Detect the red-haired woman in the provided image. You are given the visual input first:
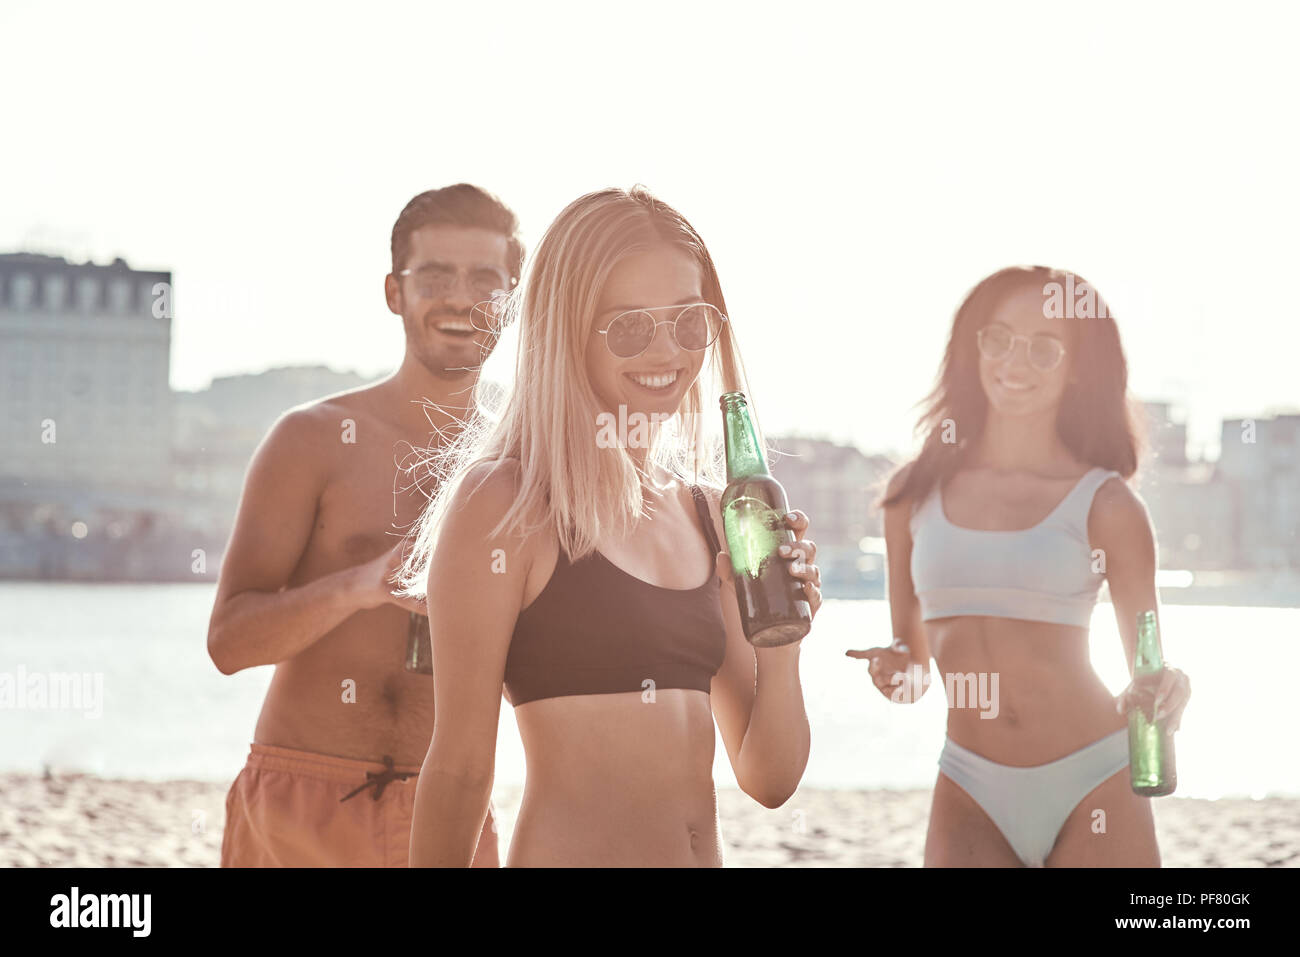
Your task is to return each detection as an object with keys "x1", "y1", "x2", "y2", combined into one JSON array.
[{"x1": 852, "y1": 266, "x2": 1190, "y2": 867}]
